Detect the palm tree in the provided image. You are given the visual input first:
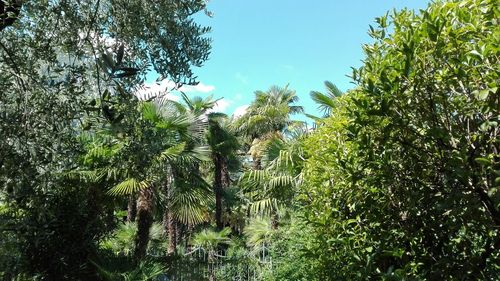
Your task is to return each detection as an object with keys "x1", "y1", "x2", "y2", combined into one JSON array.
[
  {"x1": 161, "y1": 93, "x2": 219, "y2": 253},
  {"x1": 99, "y1": 98, "x2": 210, "y2": 261},
  {"x1": 191, "y1": 228, "x2": 232, "y2": 281},
  {"x1": 233, "y1": 85, "x2": 303, "y2": 169},
  {"x1": 239, "y1": 126, "x2": 306, "y2": 226},
  {"x1": 307, "y1": 80, "x2": 343, "y2": 121},
  {"x1": 163, "y1": 161, "x2": 213, "y2": 254},
  {"x1": 235, "y1": 85, "x2": 303, "y2": 137},
  {"x1": 180, "y1": 92, "x2": 219, "y2": 115},
  {"x1": 243, "y1": 217, "x2": 272, "y2": 257},
  {"x1": 179, "y1": 93, "x2": 241, "y2": 231},
  {"x1": 139, "y1": 97, "x2": 211, "y2": 256},
  {"x1": 206, "y1": 113, "x2": 240, "y2": 230}
]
